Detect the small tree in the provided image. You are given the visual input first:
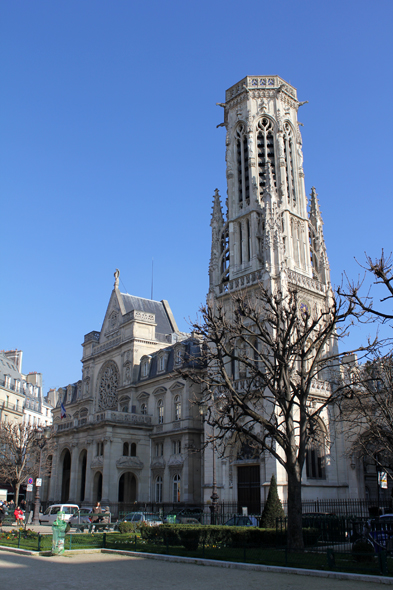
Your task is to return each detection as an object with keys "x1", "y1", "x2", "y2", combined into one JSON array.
[
  {"x1": 261, "y1": 474, "x2": 285, "y2": 528},
  {"x1": 0, "y1": 423, "x2": 52, "y2": 506}
]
